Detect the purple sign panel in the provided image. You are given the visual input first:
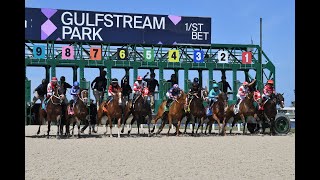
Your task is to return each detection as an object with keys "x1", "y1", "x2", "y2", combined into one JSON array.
[{"x1": 25, "y1": 8, "x2": 211, "y2": 45}]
